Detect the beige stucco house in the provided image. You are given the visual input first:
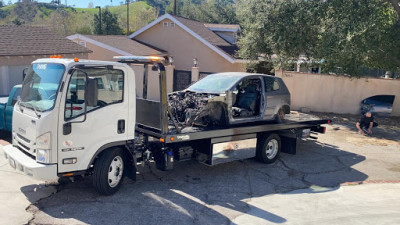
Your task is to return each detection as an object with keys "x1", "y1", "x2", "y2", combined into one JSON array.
[
  {"x1": 128, "y1": 14, "x2": 246, "y2": 73},
  {"x1": 67, "y1": 14, "x2": 247, "y2": 93},
  {"x1": 0, "y1": 25, "x2": 91, "y2": 96}
]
